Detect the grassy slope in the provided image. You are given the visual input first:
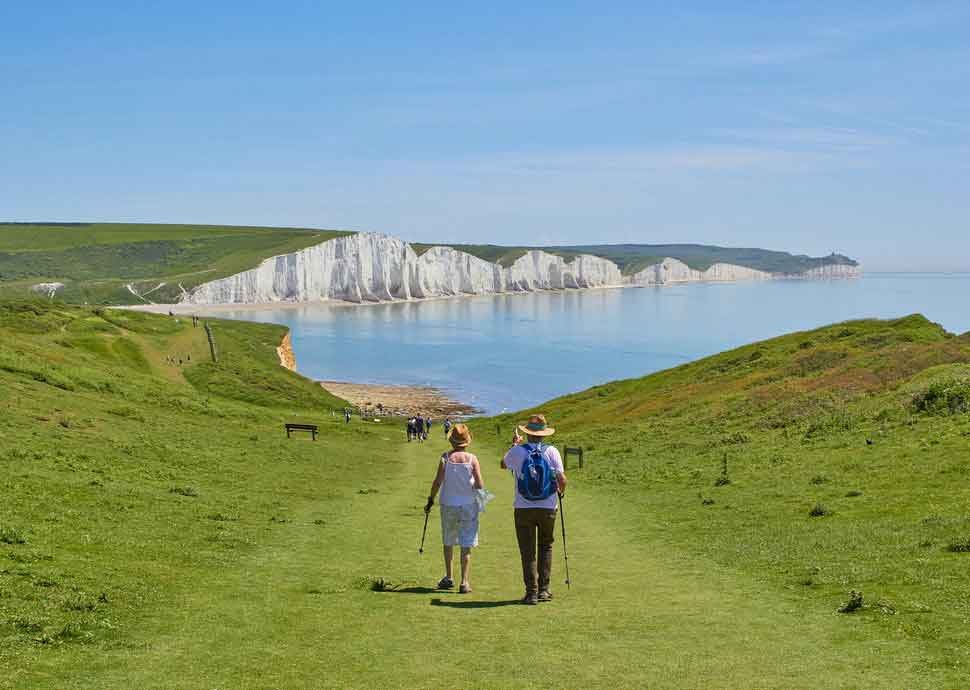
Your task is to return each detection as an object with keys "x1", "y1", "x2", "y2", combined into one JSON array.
[
  {"x1": 0, "y1": 223, "x2": 353, "y2": 305},
  {"x1": 487, "y1": 314, "x2": 970, "y2": 679},
  {"x1": 2, "y1": 303, "x2": 969, "y2": 688},
  {"x1": 559, "y1": 244, "x2": 859, "y2": 274}
]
